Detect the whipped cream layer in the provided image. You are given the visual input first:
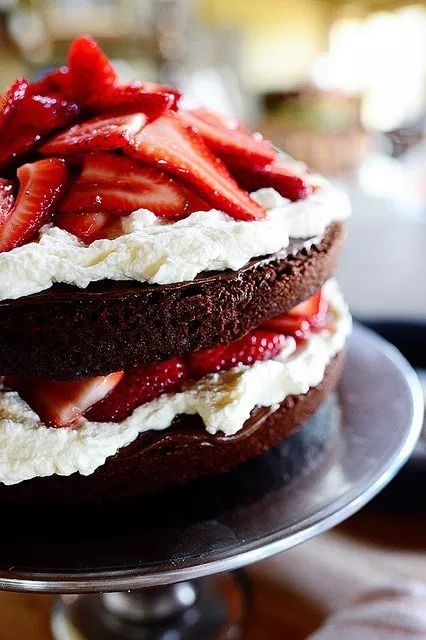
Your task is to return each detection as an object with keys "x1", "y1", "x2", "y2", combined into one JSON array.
[
  {"x1": 0, "y1": 280, "x2": 351, "y2": 485},
  {"x1": 0, "y1": 181, "x2": 350, "y2": 302}
]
